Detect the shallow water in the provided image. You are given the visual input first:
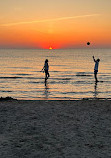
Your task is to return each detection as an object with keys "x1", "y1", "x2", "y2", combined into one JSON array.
[{"x1": 0, "y1": 48, "x2": 111, "y2": 100}]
